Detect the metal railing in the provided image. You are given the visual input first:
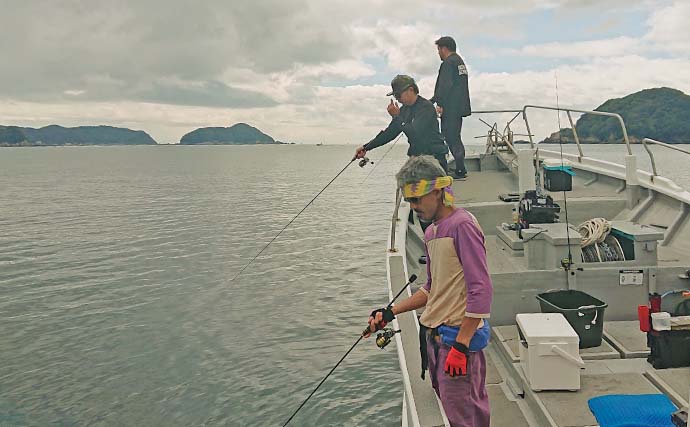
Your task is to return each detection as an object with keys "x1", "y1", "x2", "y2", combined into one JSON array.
[
  {"x1": 471, "y1": 109, "x2": 523, "y2": 156},
  {"x1": 642, "y1": 138, "x2": 690, "y2": 181},
  {"x1": 471, "y1": 106, "x2": 632, "y2": 159},
  {"x1": 522, "y1": 105, "x2": 632, "y2": 157}
]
